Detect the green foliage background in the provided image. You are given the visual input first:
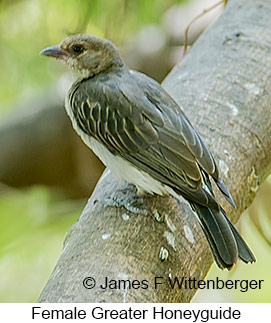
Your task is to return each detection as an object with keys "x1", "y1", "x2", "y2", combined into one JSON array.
[
  {"x1": 0, "y1": 0, "x2": 270, "y2": 302},
  {"x1": 0, "y1": 0, "x2": 185, "y2": 302},
  {"x1": 0, "y1": 0, "x2": 182, "y2": 115}
]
